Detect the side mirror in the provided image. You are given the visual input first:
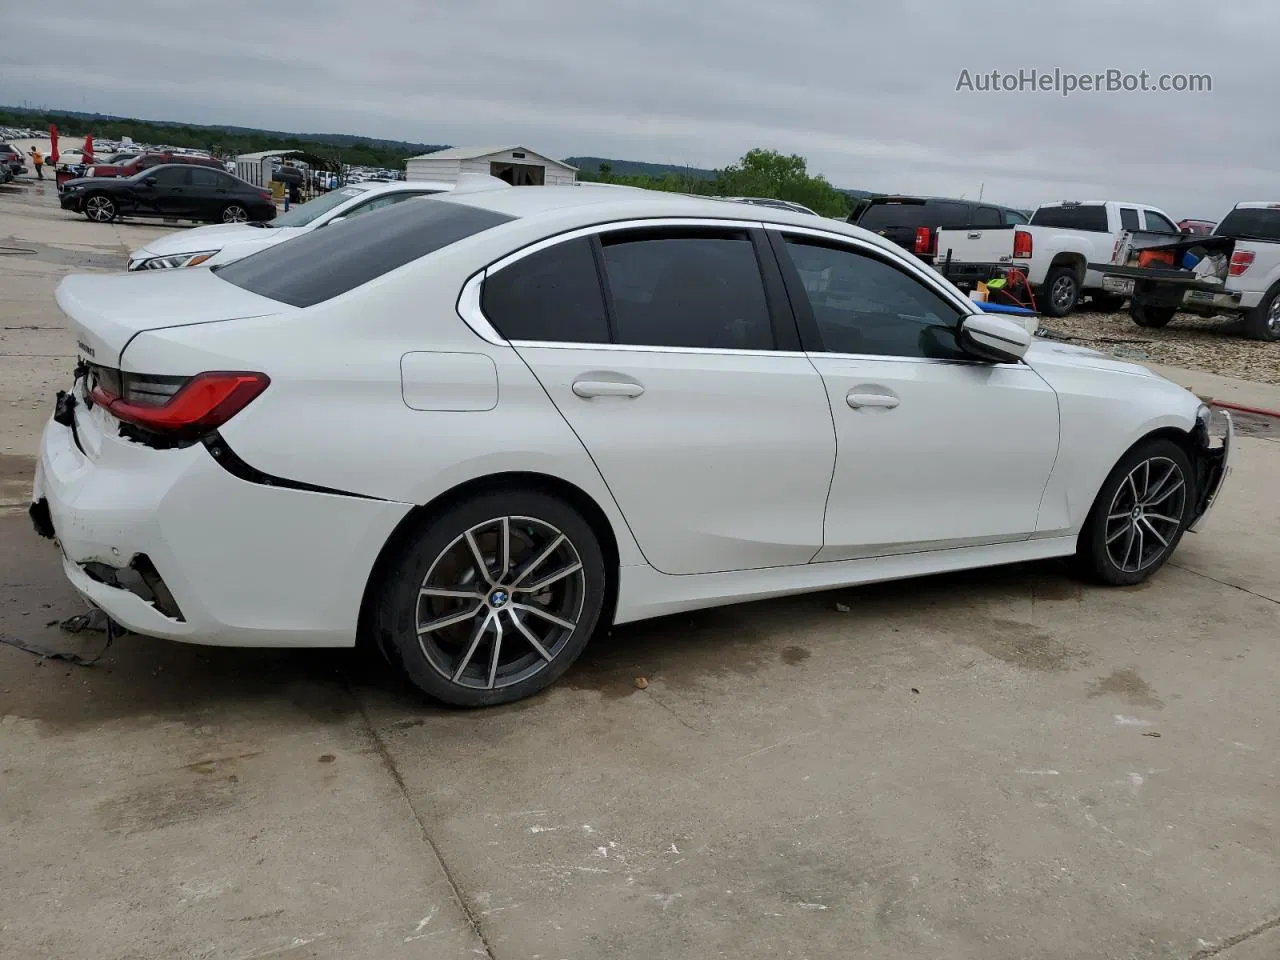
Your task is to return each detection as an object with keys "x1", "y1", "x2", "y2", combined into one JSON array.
[
  {"x1": 958, "y1": 313, "x2": 1032, "y2": 363},
  {"x1": 142, "y1": 176, "x2": 157, "y2": 187},
  {"x1": 327, "y1": 215, "x2": 347, "y2": 226}
]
